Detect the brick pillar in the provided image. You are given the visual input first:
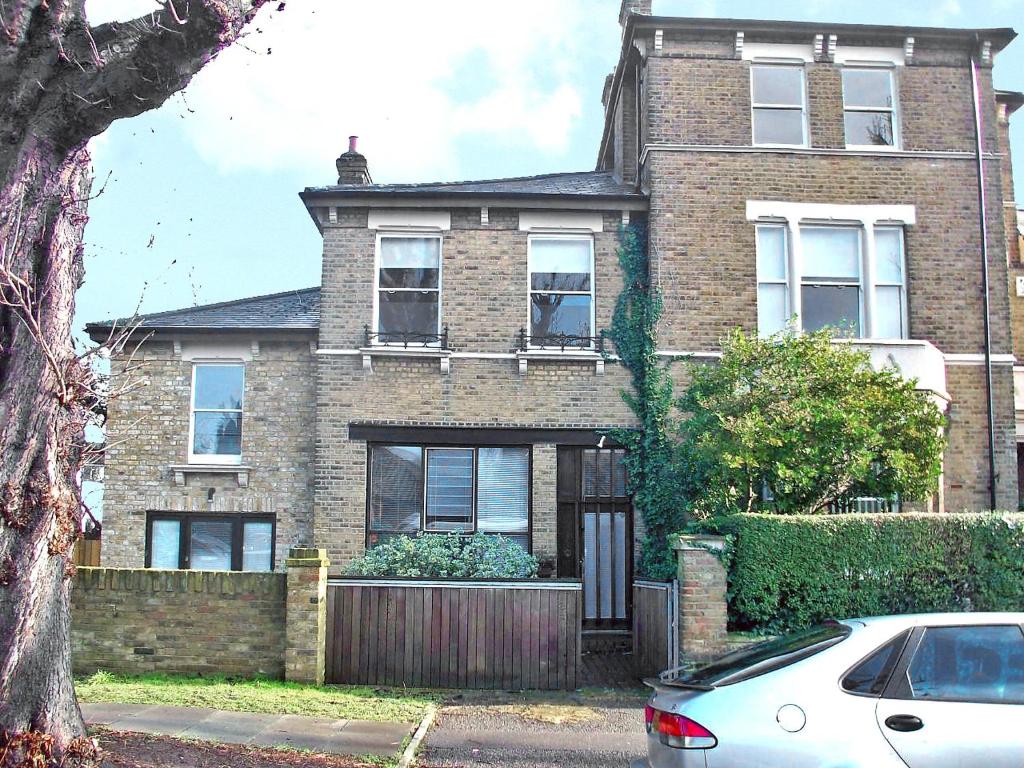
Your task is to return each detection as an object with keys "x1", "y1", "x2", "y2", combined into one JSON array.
[
  {"x1": 674, "y1": 535, "x2": 728, "y2": 662},
  {"x1": 285, "y1": 547, "x2": 329, "y2": 685}
]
